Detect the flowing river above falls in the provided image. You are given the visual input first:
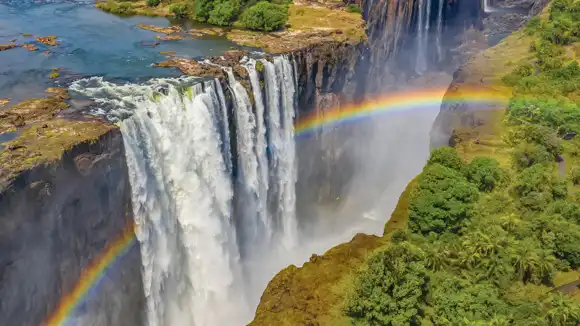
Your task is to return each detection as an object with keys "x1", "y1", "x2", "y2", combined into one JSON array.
[{"x1": 0, "y1": 0, "x2": 243, "y2": 102}]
